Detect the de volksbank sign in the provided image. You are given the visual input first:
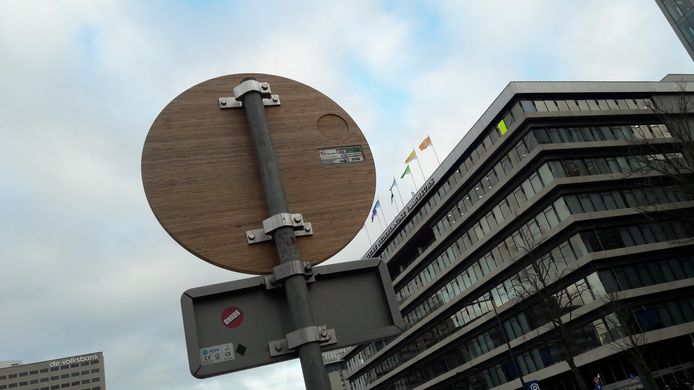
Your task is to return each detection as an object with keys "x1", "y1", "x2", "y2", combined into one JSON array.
[{"x1": 49, "y1": 353, "x2": 100, "y2": 367}]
